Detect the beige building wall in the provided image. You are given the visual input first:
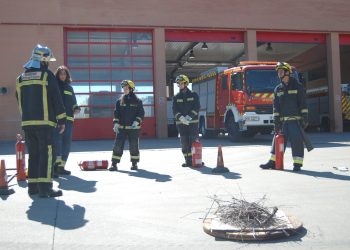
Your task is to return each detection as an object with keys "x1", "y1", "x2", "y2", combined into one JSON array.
[
  {"x1": 1, "y1": 0, "x2": 350, "y2": 140},
  {"x1": 0, "y1": 25, "x2": 63, "y2": 140}
]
